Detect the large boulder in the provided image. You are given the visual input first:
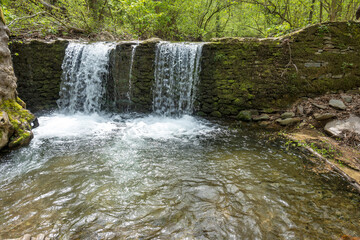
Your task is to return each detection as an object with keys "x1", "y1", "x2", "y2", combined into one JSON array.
[
  {"x1": 0, "y1": 111, "x2": 13, "y2": 148},
  {"x1": 324, "y1": 116, "x2": 360, "y2": 138},
  {"x1": 0, "y1": 21, "x2": 35, "y2": 151}
]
